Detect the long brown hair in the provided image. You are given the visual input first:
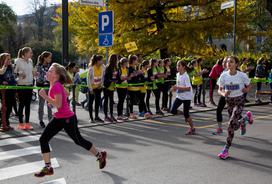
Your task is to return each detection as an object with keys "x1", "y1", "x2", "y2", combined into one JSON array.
[
  {"x1": 38, "y1": 51, "x2": 52, "y2": 65},
  {"x1": 0, "y1": 53, "x2": 11, "y2": 68},
  {"x1": 89, "y1": 55, "x2": 103, "y2": 67},
  {"x1": 51, "y1": 63, "x2": 72, "y2": 84}
]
